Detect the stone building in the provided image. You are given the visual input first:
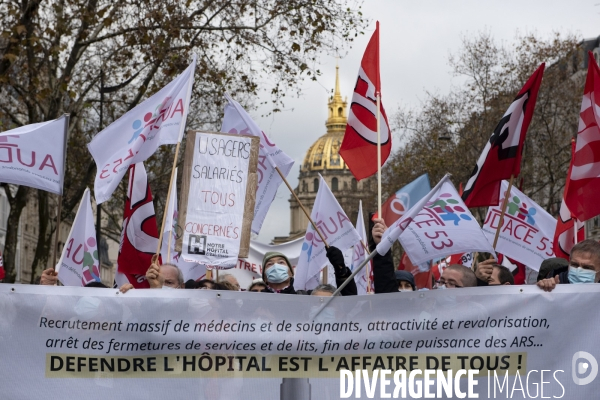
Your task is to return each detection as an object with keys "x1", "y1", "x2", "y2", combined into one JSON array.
[{"x1": 273, "y1": 66, "x2": 376, "y2": 243}]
